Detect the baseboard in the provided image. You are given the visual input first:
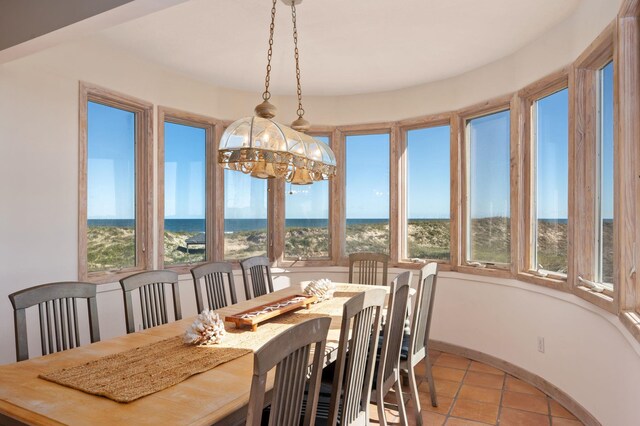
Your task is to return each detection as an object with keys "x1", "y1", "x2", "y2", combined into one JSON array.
[{"x1": 430, "y1": 340, "x2": 600, "y2": 426}]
